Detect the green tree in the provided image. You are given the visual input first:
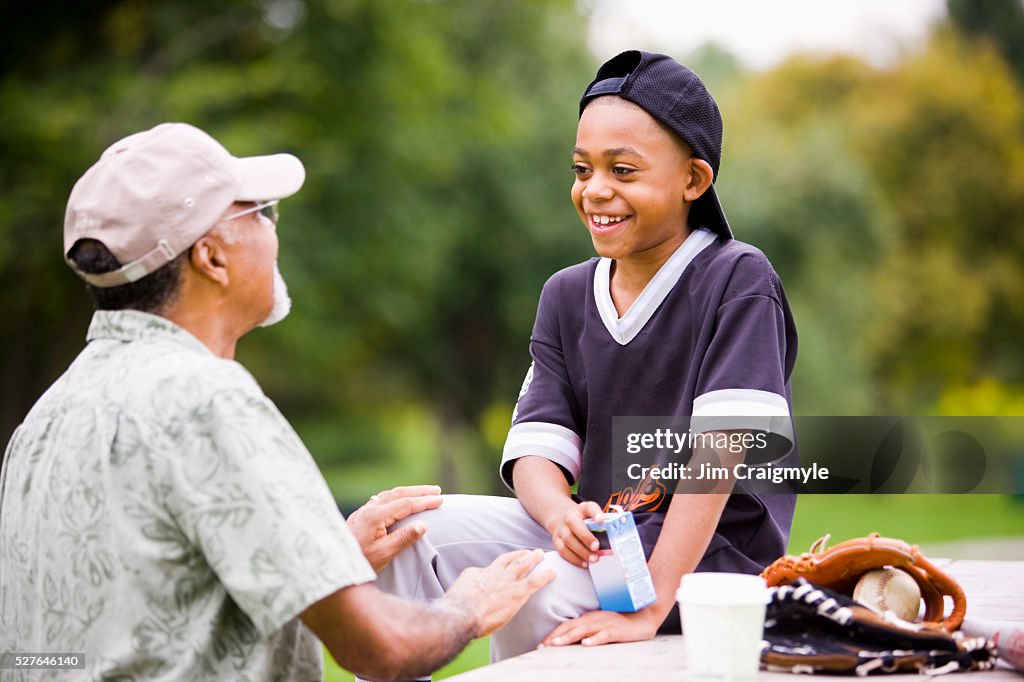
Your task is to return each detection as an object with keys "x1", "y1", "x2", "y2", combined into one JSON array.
[
  {"x1": 717, "y1": 56, "x2": 894, "y2": 414},
  {"x1": 713, "y1": 33, "x2": 1024, "y2": 414},
  {"x1": 852, "y1": 32, "x2": 1024, "y2": 409},
  {"x1": 0, "y1": 0, "x2": 594, "y2": 496},
  {"x1": 948, "y1": 0, "x2": 1024, "y2": 83}
]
